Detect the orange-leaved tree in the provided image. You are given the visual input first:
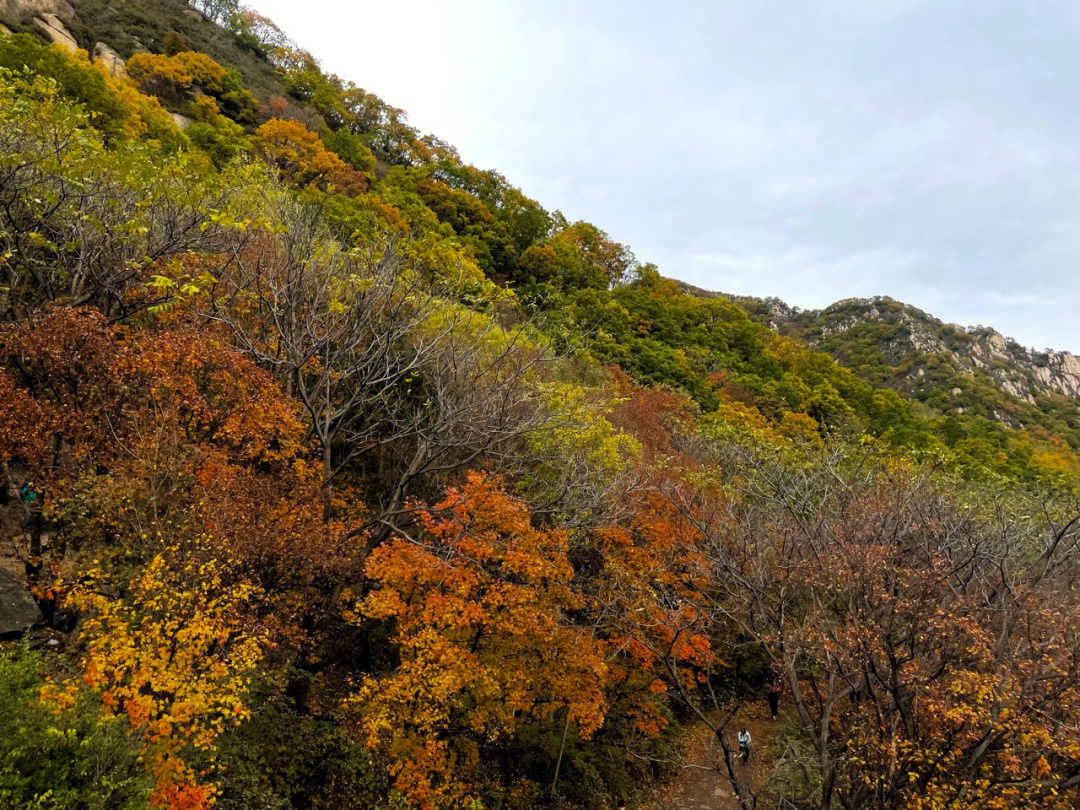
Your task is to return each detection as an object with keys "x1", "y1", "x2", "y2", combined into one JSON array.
[
  {"x1": 0, "y1": 306, "x2": 326, "y2": 808},
  {"x1": 253, "y1": 118, "x2": 368, "y2": 196},
  {"x1": 592, "y1": 485, "x2": 723, "y2": 746},
  {"x1": 346, "y1": 472, "x2": 608, "y2": 808}
]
